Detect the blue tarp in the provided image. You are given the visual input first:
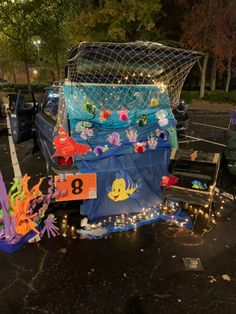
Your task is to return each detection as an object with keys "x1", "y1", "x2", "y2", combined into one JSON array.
[
  {"x1": 76, "y1": 149, "x2": 171, "y2": 221},
  {"x1": 63, "y1": 83, "x2": 175, "y2": 221}
]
